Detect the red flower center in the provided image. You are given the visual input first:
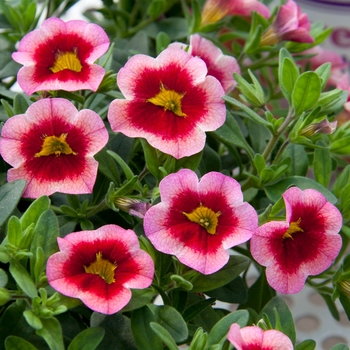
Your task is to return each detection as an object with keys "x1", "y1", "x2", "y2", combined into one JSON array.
[
  {"x1": 84, "y1": 251, "x2": 117, "y2": 284},
  {"x1": 282, "y1": 218, "x2": 304, "y2": 240},
  {"x1": 147, "y1": 83, "x2": 187, "y2": 117},
  {"x1": 34, "y1": 133, "x2": 77, "y2": 158},
  {"x1": 50, "y1": 49, "x2": 83, "y2": 73},
  {"x1": 183, "y1": 204, "x2": 221, "y2": 234}
]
